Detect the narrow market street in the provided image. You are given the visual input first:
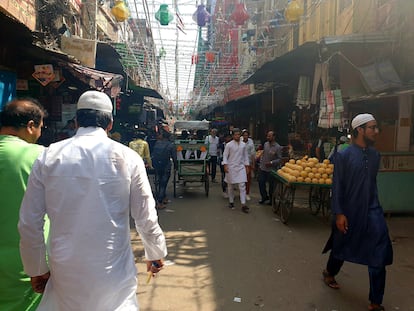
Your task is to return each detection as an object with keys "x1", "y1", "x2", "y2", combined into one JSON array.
[{"x1": 132, "y1": 175, "x2": 414, "y2": 311}]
